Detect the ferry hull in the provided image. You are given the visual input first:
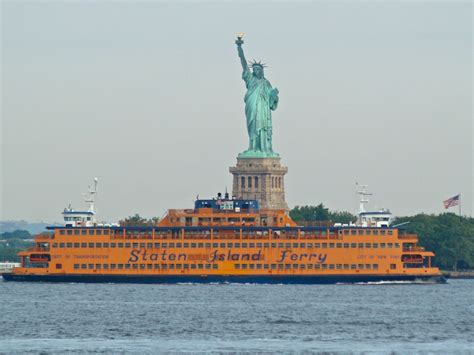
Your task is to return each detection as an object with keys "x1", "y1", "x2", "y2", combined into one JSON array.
[{"x1": 2, "y1": 273, "x2": 446, "y2": 284}]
